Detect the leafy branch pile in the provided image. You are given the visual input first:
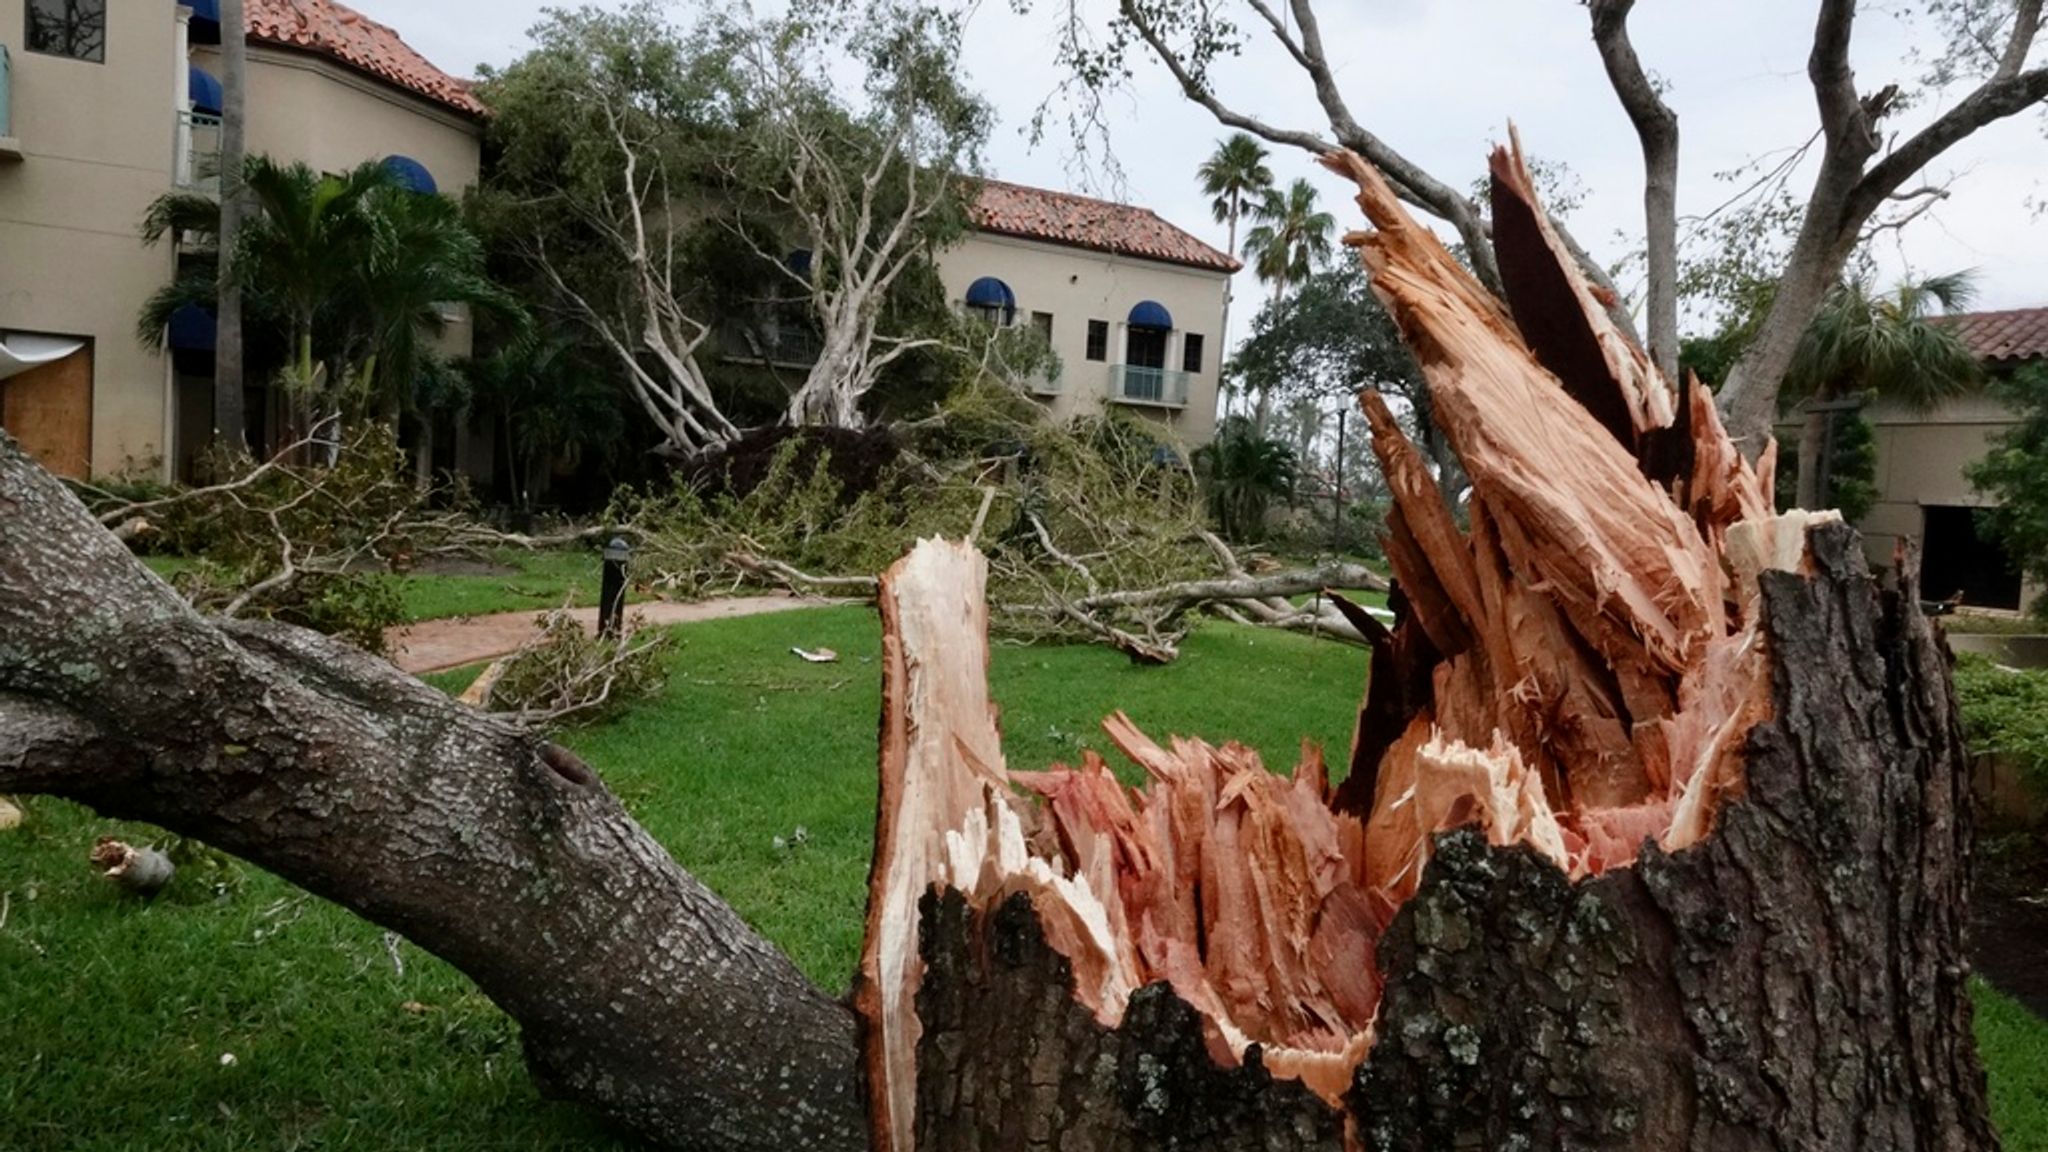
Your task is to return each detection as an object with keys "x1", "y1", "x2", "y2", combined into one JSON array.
[
  {"x1": 77, "y1": 428, "x2": 465, "y2": 653},
  {"x1": 470, "y1": 606, "x2": 671, "y2": 729},
  {"x1": 617, "y1": 387, "x2": 1384, "y2": 661}
]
